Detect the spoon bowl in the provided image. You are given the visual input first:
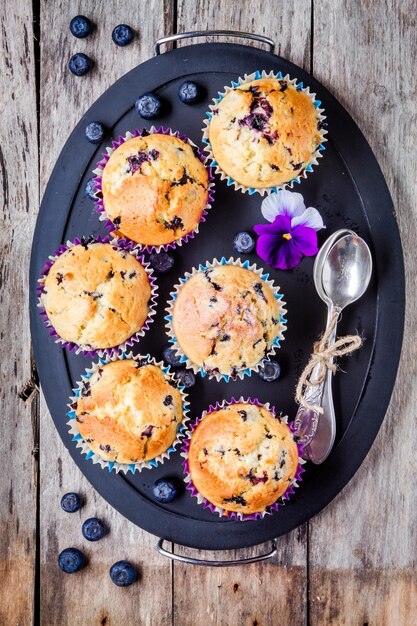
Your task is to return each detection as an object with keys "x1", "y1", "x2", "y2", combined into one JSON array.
[{"x1": 322, "y1": 234, "x2": 373, "y2": 310}]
